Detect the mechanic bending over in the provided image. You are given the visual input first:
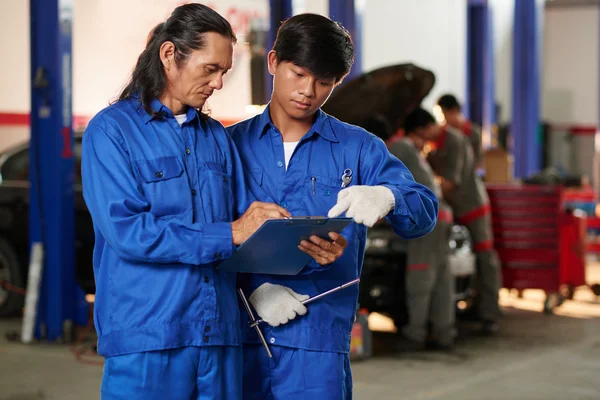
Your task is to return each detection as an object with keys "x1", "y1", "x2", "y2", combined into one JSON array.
[
  {"x1": 422, "y1": 107, "x2": 502, "y2": 335},
  {"x1": 80, "y1": 4, "x2": 340, "y2": 399},
  {"x1": 437, "y1": 94, "x2": 483, "y2": 169},
  {"x1": 388, "y1": 108, "x2": 456, "y2": 351},
  {"x1": 228, "y1": 13, "x2": 439, "y2": 400}
]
